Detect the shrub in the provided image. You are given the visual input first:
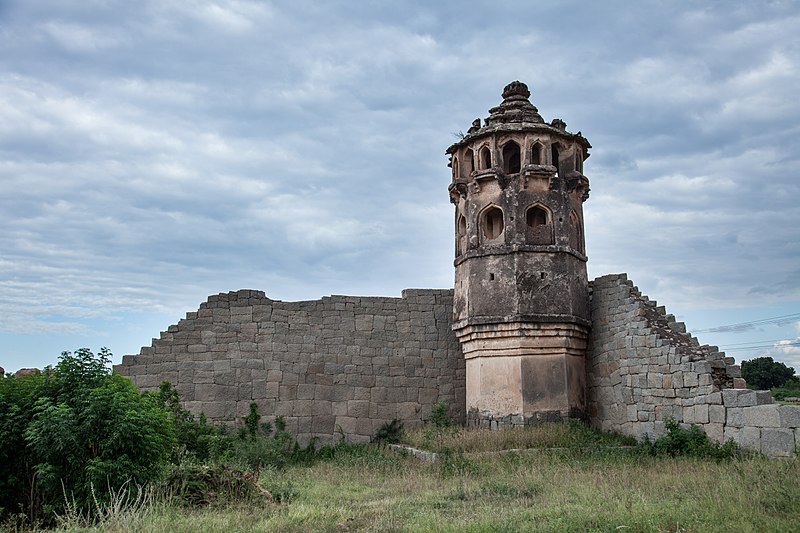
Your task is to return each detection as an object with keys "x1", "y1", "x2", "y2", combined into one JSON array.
[
  {"x1": 639, "y1": 418, "x2": 737, "y2": 459},
  {"x1": 429, "y1": 402, "x2": 453, "y2": 428},
  {"x1": 770, "y1": 378, "x2": 800, "y2": 401},
  {"x1": 0, "y1": 349, "x2": 175, "y2": 525},
  {"x1": 157, "y1": 382, "x2": 221, "y2": 462},
  {"x1": 225, "y1": 429, "x2": 294, "y2": 472},
  {"x1": 159, "y1": 462, "x2": 269, "y2": 507},
  {"x1": 1, "y1": 375, "x2": 50, "y2": 526},
  {"x1": 373, "y1": 419, "x2": 404, "y2": 444}
]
